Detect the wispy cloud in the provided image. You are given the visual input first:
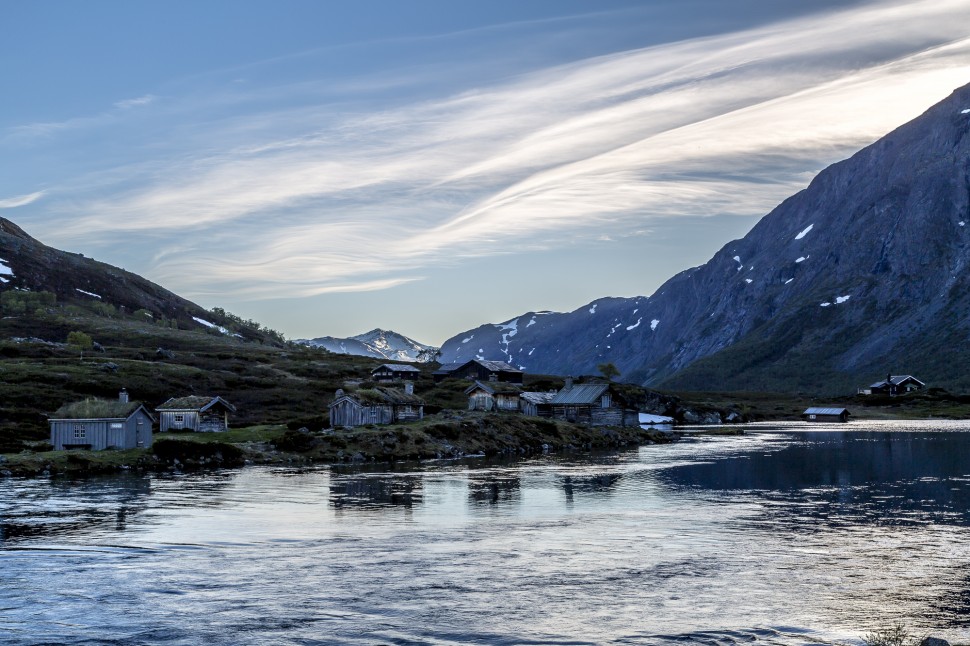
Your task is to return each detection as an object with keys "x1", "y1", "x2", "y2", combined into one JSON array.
[
  {"x1": 0, "y1": 191, "x2": 45, "y2": 209},
  {"x1": 114, "y1": 94, "x2": 157, "y2": 109},
  {"x1": 32, "y1": 0, "x2": 970, "y2": 299}
]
